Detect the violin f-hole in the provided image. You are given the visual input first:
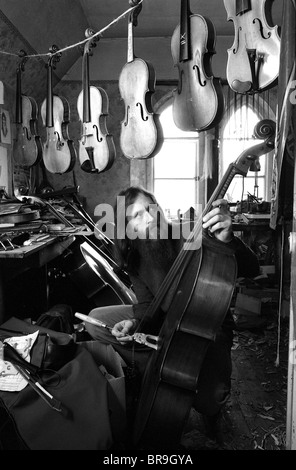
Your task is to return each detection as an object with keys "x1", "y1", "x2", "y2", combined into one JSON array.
[
  {"x1": 136, "y1": 102, "x2": 148, "y2": 121},
  {"x1": 233, "y1": 26, "x2": 242, "y2": 54},
  {"x1": 54, "y1": 130, "x2": 64, "y2": 150},
  {"x1": 123, "y1": 105, "x2": 130, "y2": 127},
  {"x1": 253, "y1": 18, "x2": 271, "y2": 40},
  {"x1": 93, "y1": 124, "x2": 103, "y2": 142},
  {"x1": 24, "y1": 127, "x2": 32, "y2": 141},
  {"x1": 193, "y1": 65, "x2": 206, "y2": 87}
]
